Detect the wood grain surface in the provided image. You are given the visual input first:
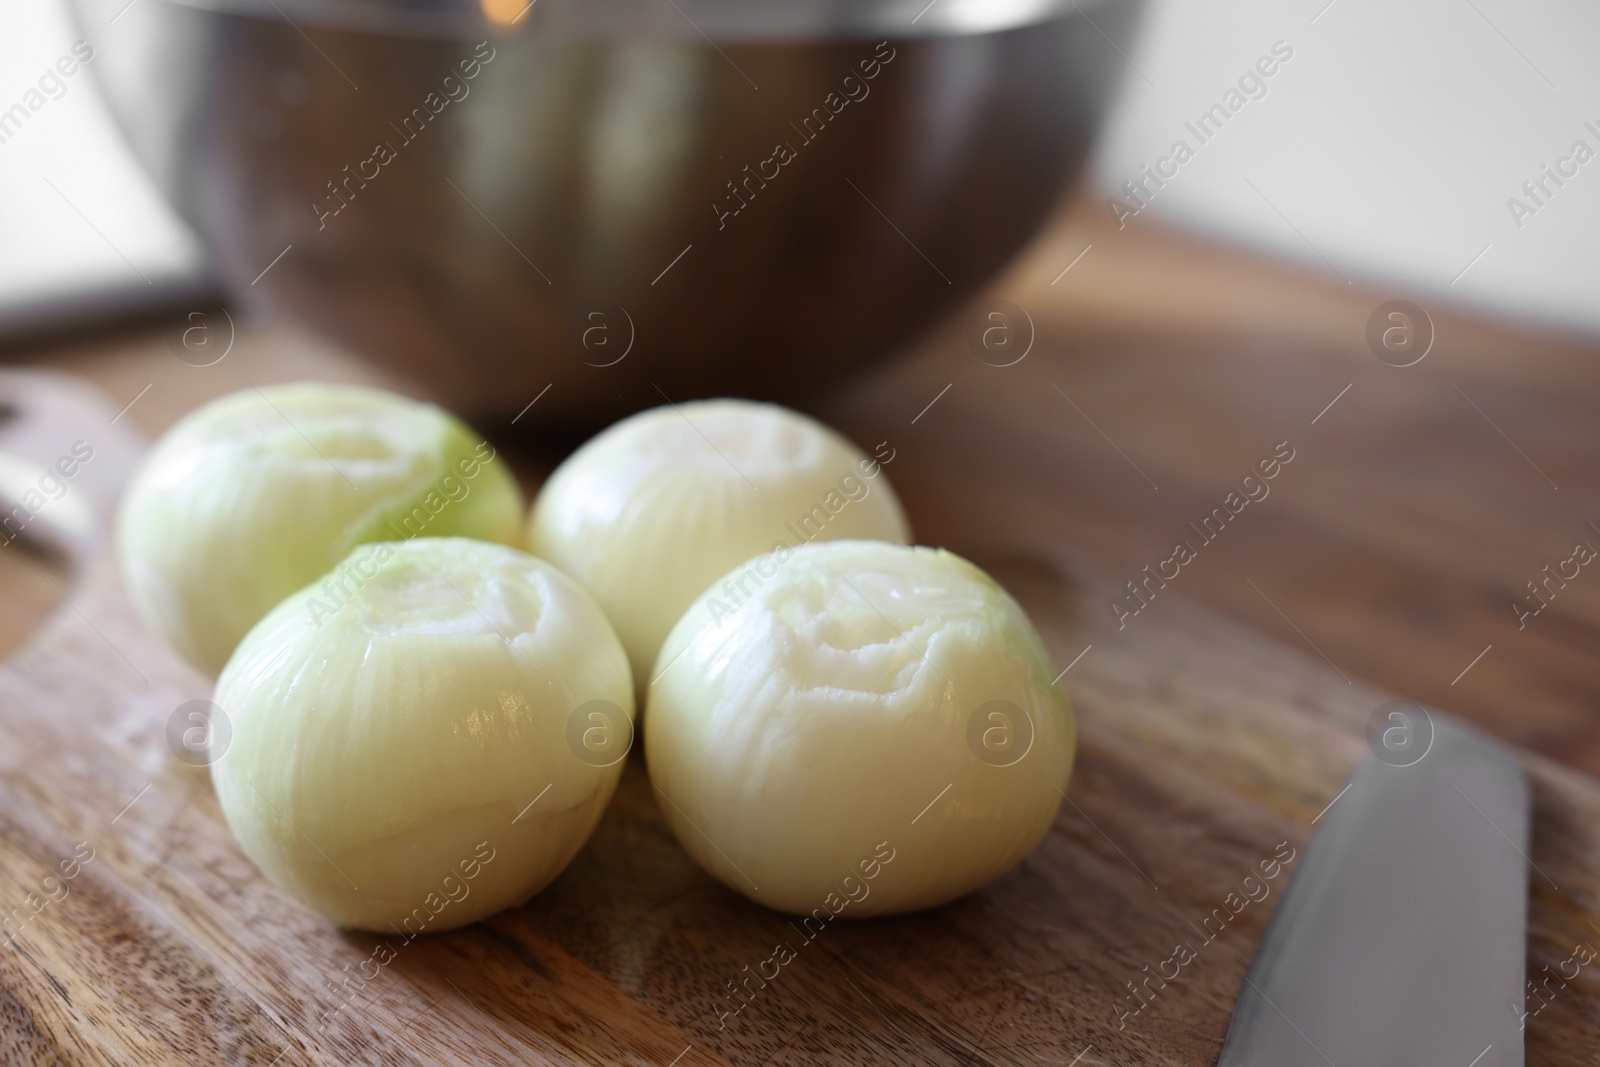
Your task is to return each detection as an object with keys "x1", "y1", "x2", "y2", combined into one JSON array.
[
  {"x1": 972, "y1": 202, "x2": 1600, "y2": 778},
  {"x1": 2, "y1": 197, "x2": 1599, "y2": 1064}
]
